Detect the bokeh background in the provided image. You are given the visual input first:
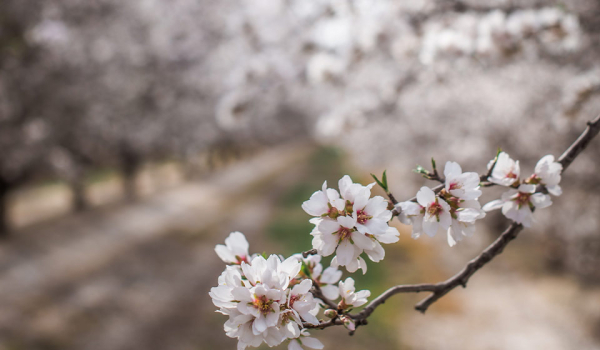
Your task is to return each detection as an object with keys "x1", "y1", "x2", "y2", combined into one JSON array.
[{"x1": 1, "y1": 0, "x2": 600, "y2": 349}]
